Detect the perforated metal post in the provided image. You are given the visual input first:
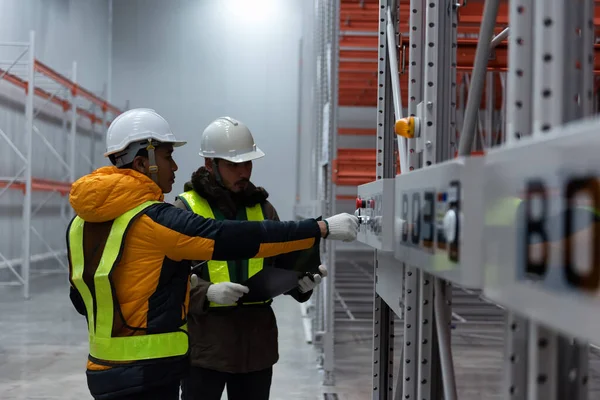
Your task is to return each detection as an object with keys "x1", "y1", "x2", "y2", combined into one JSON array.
[
  {"x1": 557, "y1": 338, "x2": 589, "y2": 400},
  {"x1": 421, "y1": 0, "x2": 440, "y2": 167},
  {"x1": 504, "y1": 312, "x2": 529, "y2": 400},
  {"x1": 314, "y1": 0, "x2": 325, "y2": 354},
  {"x1": 555, "y1": 6, "x2": 595, "y2": 398},
  {"x1": 417, "y1": 271, "x2": 433, "y2": 399},
  {"x1": 322, "y1": 0, "x2": 340, "y2": 387},
  {"x1": 527, "y1": 0, "x2": 593, "y2": 398},
  {"x1": 402, "y1": 1, "x2": 425, "y2": 397},
  {"x1": 501, "y1": 1, "x2": 534, "y2": 397},
  {"x1": 532, "y1": 0, "x2": 565, "y2": 135},
  {"x1": 443, "y1": 15, "x2": 459, "y2": 393},
  {"x1": 432, "y1": 12, "x2": 459, "y2": 396},
  {"x1": 553, "y1": 0, "x2": 593, "y2": 398},
  {"x1": 372, "y1": 0, "x2": 397, "y2": 398},
  {"x1": 449, "y1": 8, "x2": 458, "y2": 156},
  {"x1": 69, "y1": 61, "x2": 78, "y2": 219},
  {"x1": 407, "y1": 0, "x2": 423, "y2": 172},
  {"x1": 433, "y1": 278, "x2": 456, "y2": 400},
  {"x1": 21, "y1": 30, "x2": 35, "y2": 300},
  {"x1": 418, "y1": 0, "x2": 458, "y2": 397},
  {"x1": 528, "y1": 324, "x2": 558, "y2": 400}
]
